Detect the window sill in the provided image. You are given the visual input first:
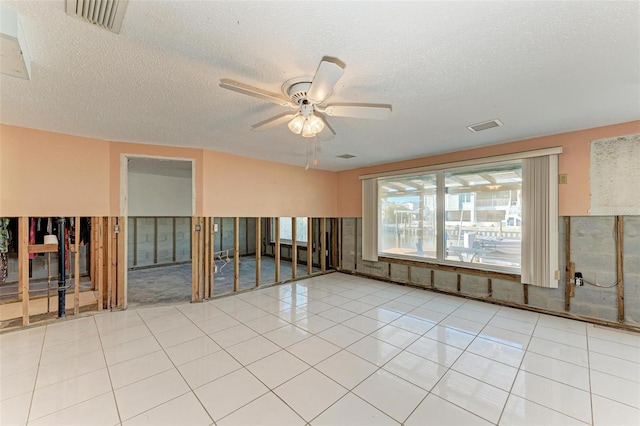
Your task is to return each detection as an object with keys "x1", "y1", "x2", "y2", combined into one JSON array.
[{"x1": 377, "y1": 255, "x2": 521, "y2": 282}]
